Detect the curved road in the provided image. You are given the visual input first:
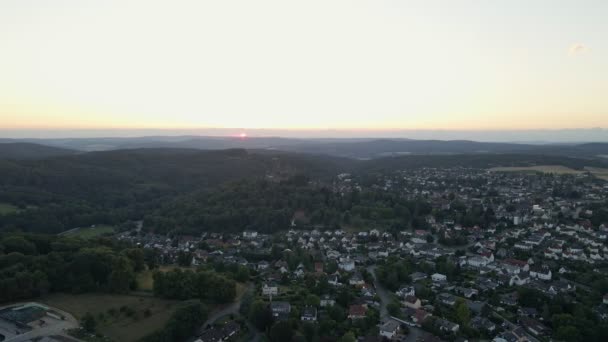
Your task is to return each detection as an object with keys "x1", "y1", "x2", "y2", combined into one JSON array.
[{"x1": 199, "y1": 283, "x2": 261, "y2": 342}]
